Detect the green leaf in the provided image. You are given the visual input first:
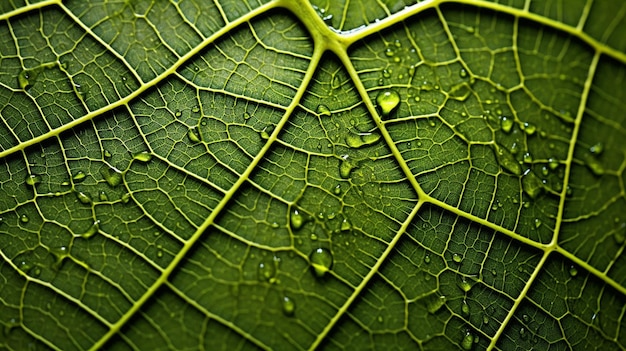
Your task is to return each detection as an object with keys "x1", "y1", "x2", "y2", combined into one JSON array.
[{"x1": 1, "y1": 0, "x2": 625, "y2": 350}]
